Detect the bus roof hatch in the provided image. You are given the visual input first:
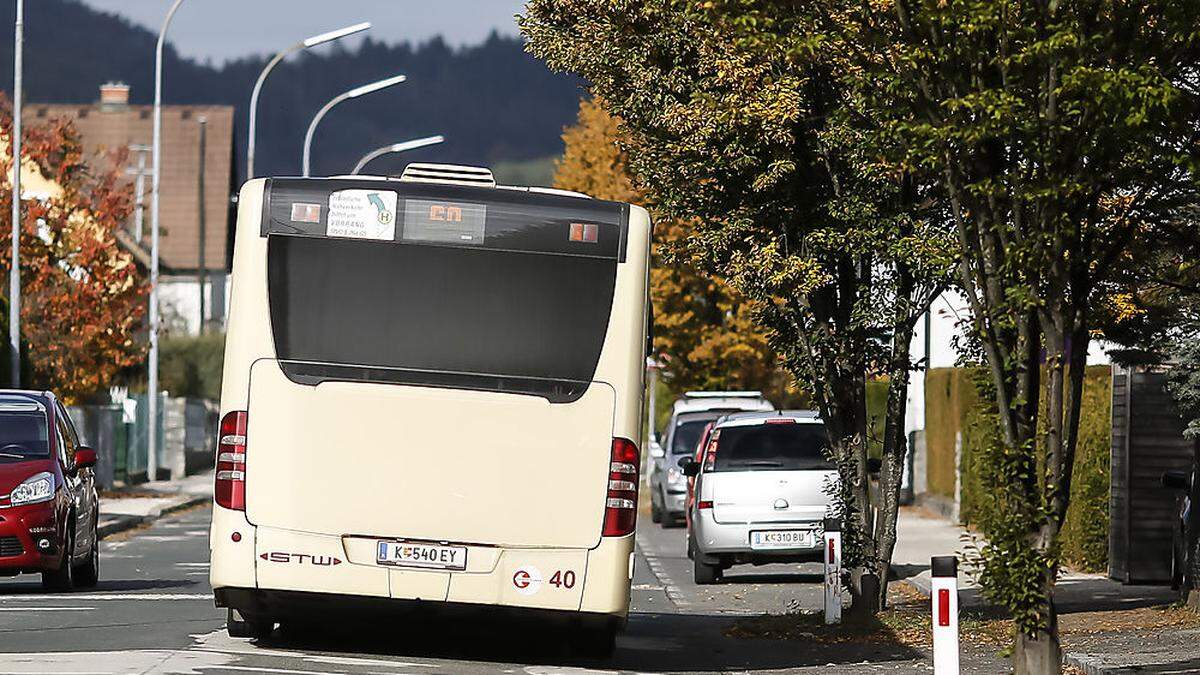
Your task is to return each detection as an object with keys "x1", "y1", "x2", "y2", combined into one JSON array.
[{"x1": 401, "y1": 163, "x2": 496, "y2": 188}]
